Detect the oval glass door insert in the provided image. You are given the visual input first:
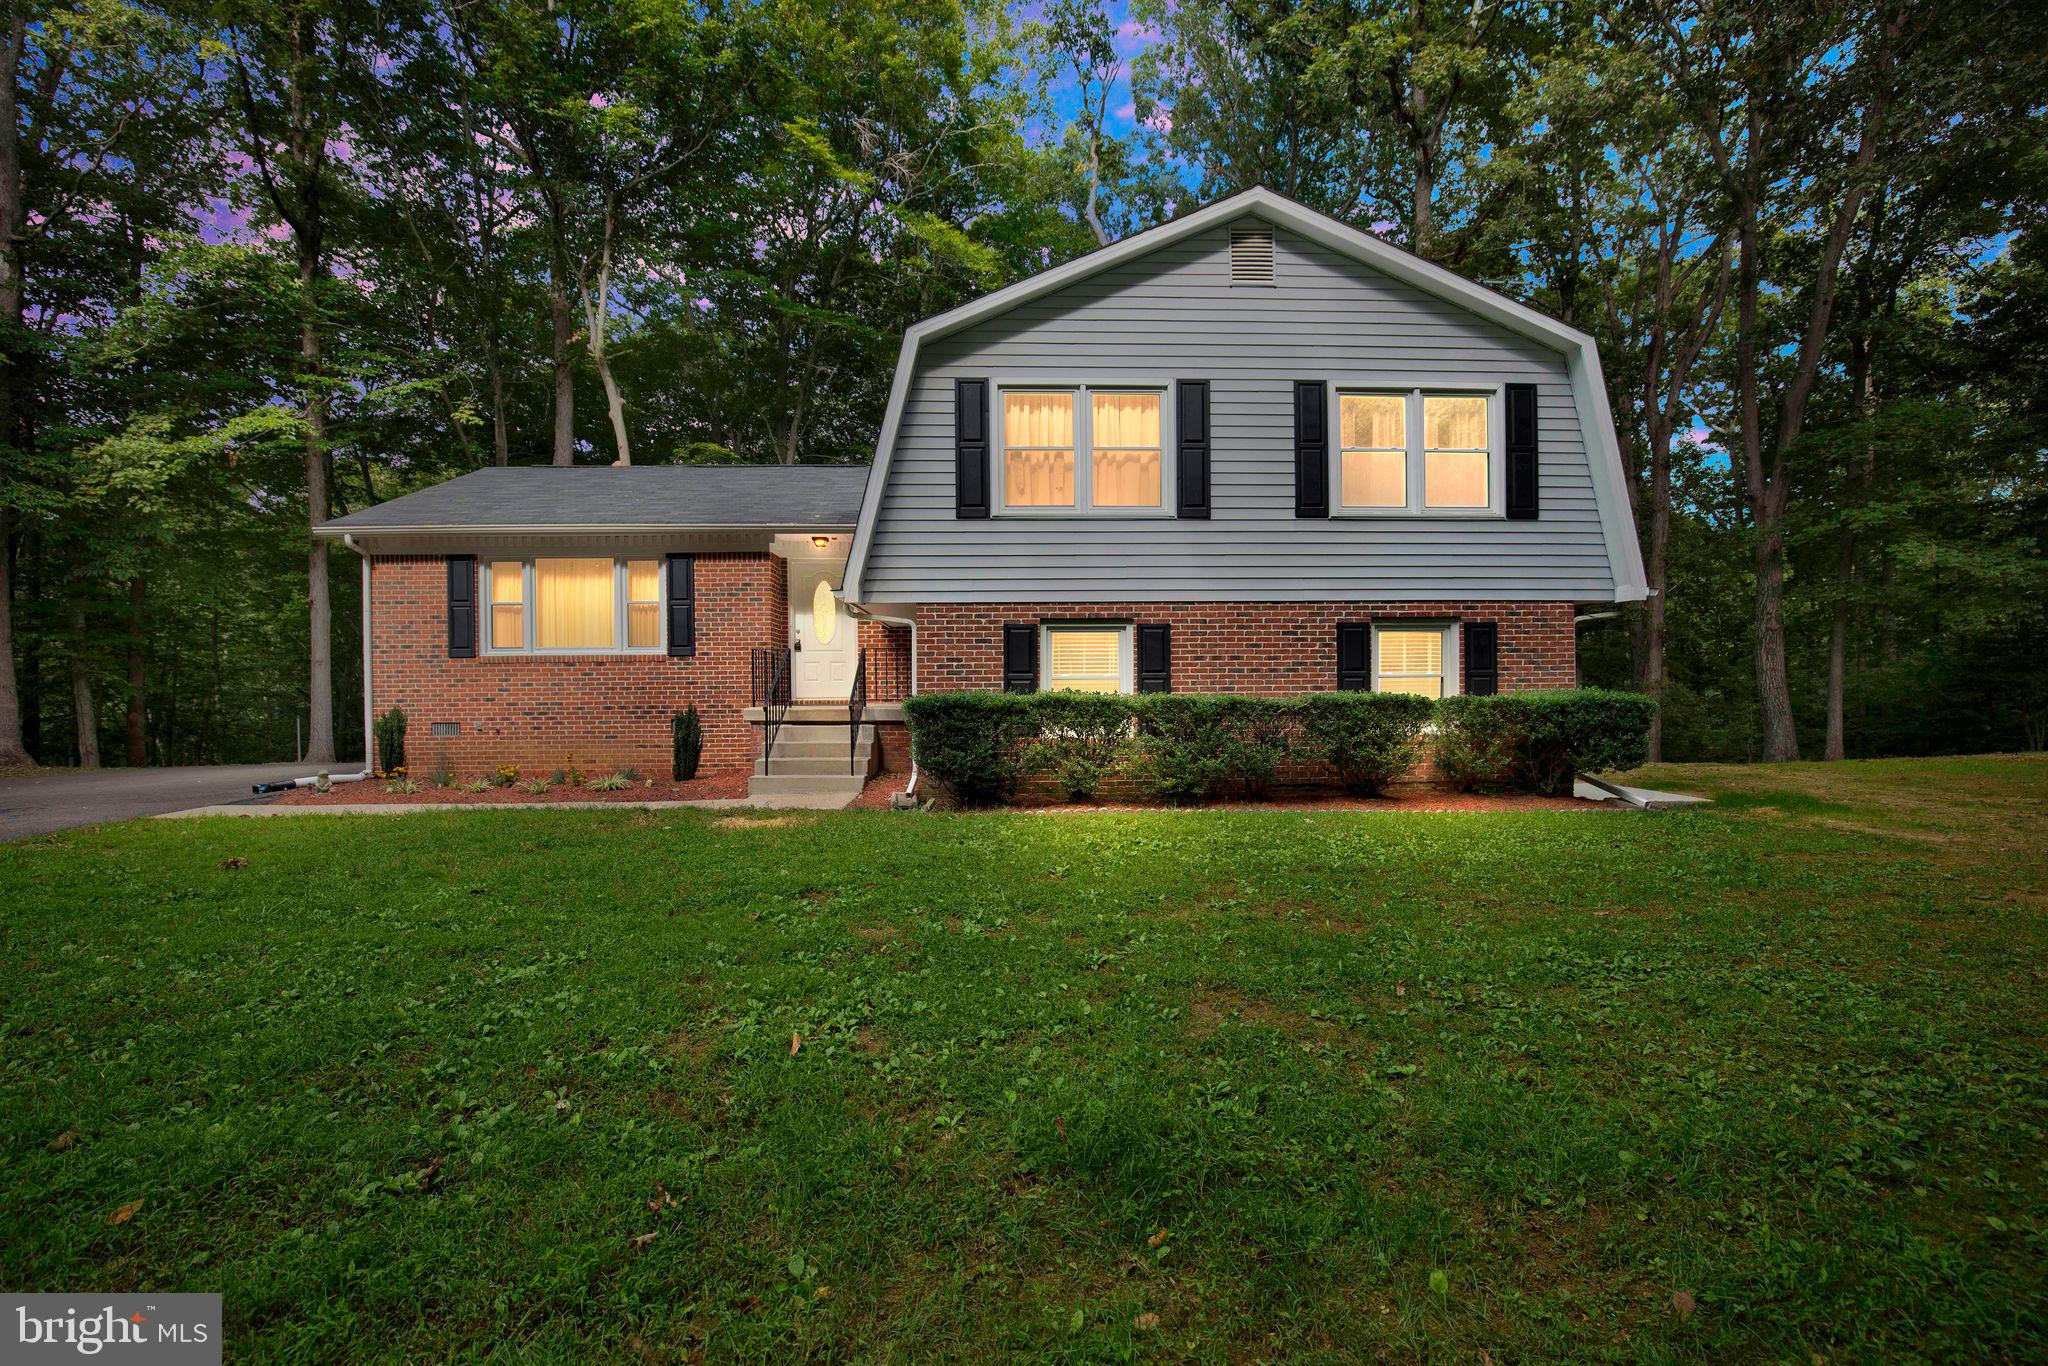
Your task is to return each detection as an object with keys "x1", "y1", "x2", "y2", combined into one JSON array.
[{"x1": 812, "y1": 577, "x2": 838, "y2": 645}]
